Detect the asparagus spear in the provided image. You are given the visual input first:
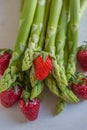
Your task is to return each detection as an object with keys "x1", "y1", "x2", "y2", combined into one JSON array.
[
  {"x1": 45, "y1": 74, "x2": 78, "y2": 103},
  {"x1": 66, "y1": 0, "x2": 80, "y2": 81},
  {"x1": 80, "y1": 0, "x2": 87, "y2": 19},
  {"x1": 0, "y1": 0, "x2": 38, "y2": 92},
  {"x1": 45, "y1": 74, "x2": 60, "y2": 97},
  {"x1": 52, "y1": 60, "x2": 79, "y2": 102},
  {"x1": 44, "y1": 0, "x2": 63, "y2": 99},
  {"x1": 44, "y1": 1, "x2": 78, "y2": 115},
  {"x1": 65, "y1": 0, "x2": 87, "y2": 74},
  {"x1": 44, "y1": 0, "x2": 63, "y2": 95},
  {"x1": 30, "y1": 0, "x2": 60, "y2": 98},
  {"x1": 54, "y1": 0, "x2": 69, "y2": 113},
  {"x1": 44, "y1": 0, "x2": 65, "y2": 90},
  {"x1": 57, "y1": 0, "x2": 69, "y2": 71},
  {"x1": 19, "y1": 0, "x2": 26, "y2": 27},
  {"x1": 44, "y1": 0, "x2": 79, "y2": 104},
  {"x1": 38, "y1": 0, "x2": 51, "y2": 50},
  {"x1": 22, "y1": 0, "x2": 46, "y2": 71},
  {"x1": 56, "y1": 99, "x2": 66, "y2": 115},
  {"x1": 20, "y1": 0, "x2": 25, "y2": 15},
  {"x1": 30, "y1": 0, "x2": 51, "y2": 100},
  {"x1": 45, "y1": 0, "x2": 63, "y2": 56},
  {"x1": 64, "y1": 23, "x2": 70, "y2": 69},
  {"x1": 56, "y1": 0, "x2": 69, "y2": 66},
  {"x1": 30, "y1": 1, "x2": 61, "y2": 100},
  {"x1": 53, "y1": 0, "x2": 69, "y2": 91},
  {"x1": 29, "y1": 66, "x2": 44, "y2": 100}
]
